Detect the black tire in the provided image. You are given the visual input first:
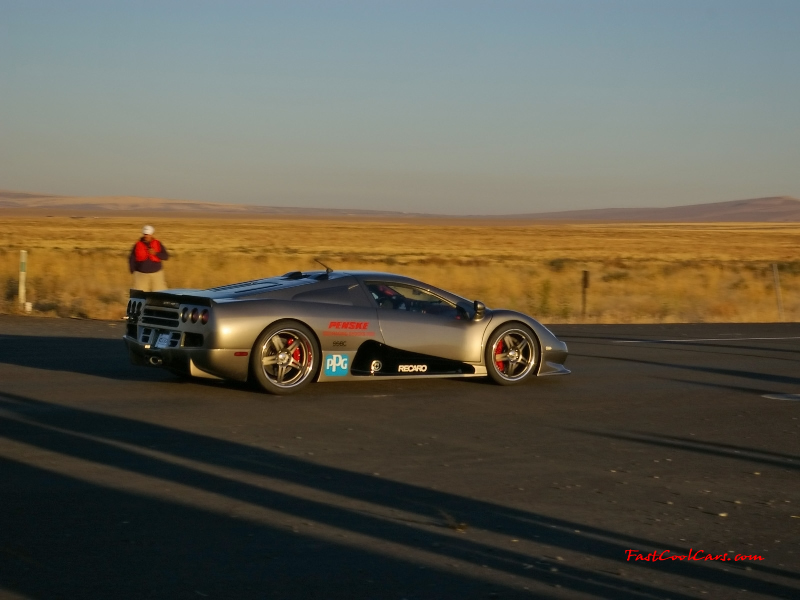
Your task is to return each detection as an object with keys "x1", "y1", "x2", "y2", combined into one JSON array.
[
  {"x1": 484, "y1": 323, "x2": 539, "y2": 386},
  {"x1": 250, "y1": 321, "x2": 320, "y2": 395}
]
